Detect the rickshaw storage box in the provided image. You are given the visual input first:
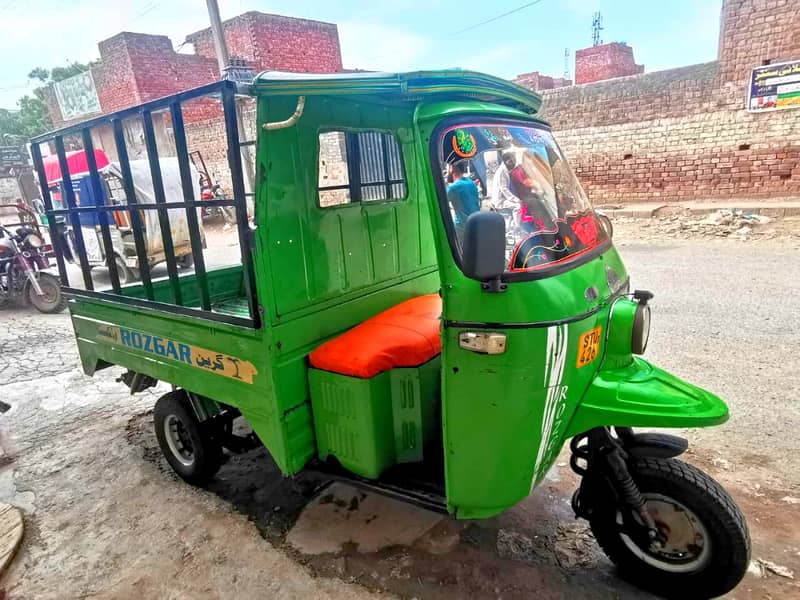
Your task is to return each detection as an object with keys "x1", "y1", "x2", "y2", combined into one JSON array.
[{"x1": 309, "y1": 357, "x2": 440, "y2": 479}]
